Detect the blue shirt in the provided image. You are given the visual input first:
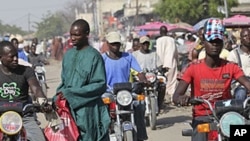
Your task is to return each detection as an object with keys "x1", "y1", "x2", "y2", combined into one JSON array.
[
  {"x1": 102, "y1": 52, "x2": 142, "y2": 88},
  {"x1": 18, "y1": 50, "x2": 28, "y2": 62}
]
